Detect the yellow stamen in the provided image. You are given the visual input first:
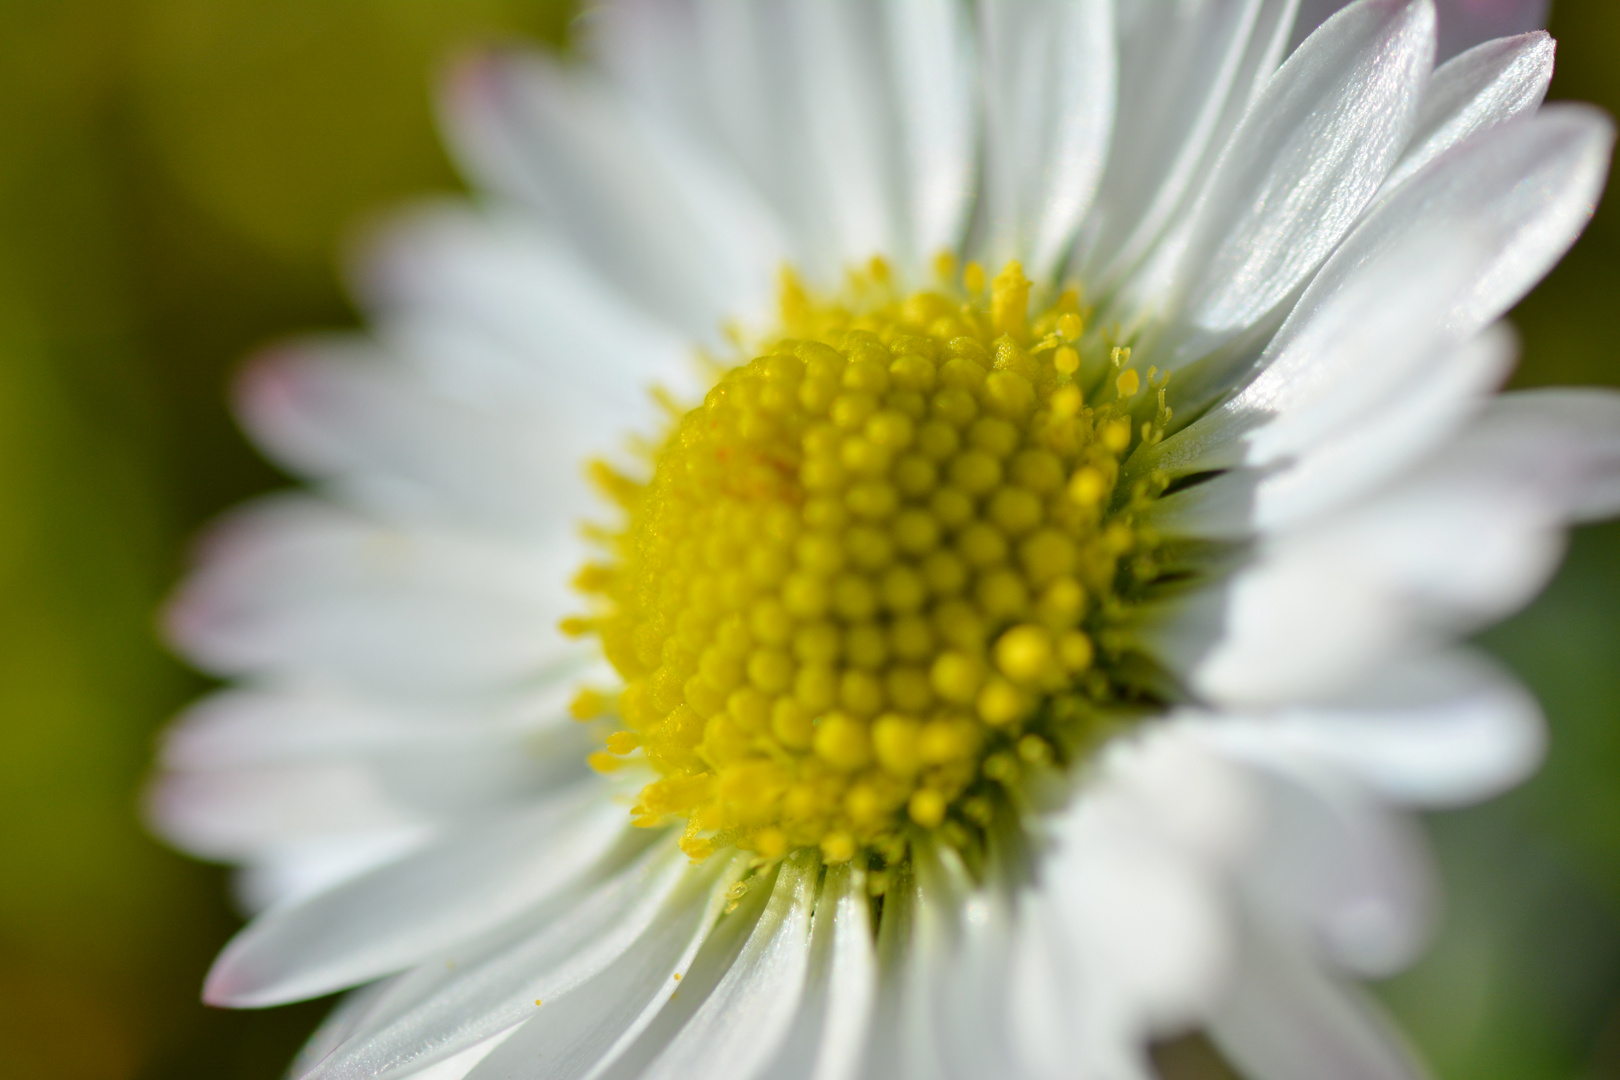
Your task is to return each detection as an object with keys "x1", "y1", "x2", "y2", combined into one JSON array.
[
  {"x1": 963, "y1": 261, "x2": 987, "y2": 295},
  {"x1": 570, "y1": 688, "x2": 610, "y2": 721},
  {"x1": 991, "y1": 261, "x2": 1032, "y2": 338},
  {"x1": 605, "y1": 731, "x2": 639, "y2": 755},
  {"x1": 588, "y1": 751, "x2": 628, "y2": 774},
  {"x1": 570, "y1": 262, "x2": 1165, "y2": 863}
]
